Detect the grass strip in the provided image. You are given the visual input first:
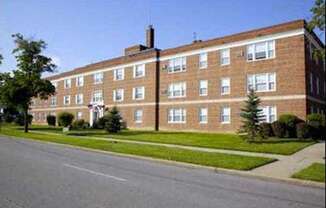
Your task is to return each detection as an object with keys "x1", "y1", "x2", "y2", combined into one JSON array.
[{"x1": 292, "y1": 163, "x2": 325, "y2": 182}]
